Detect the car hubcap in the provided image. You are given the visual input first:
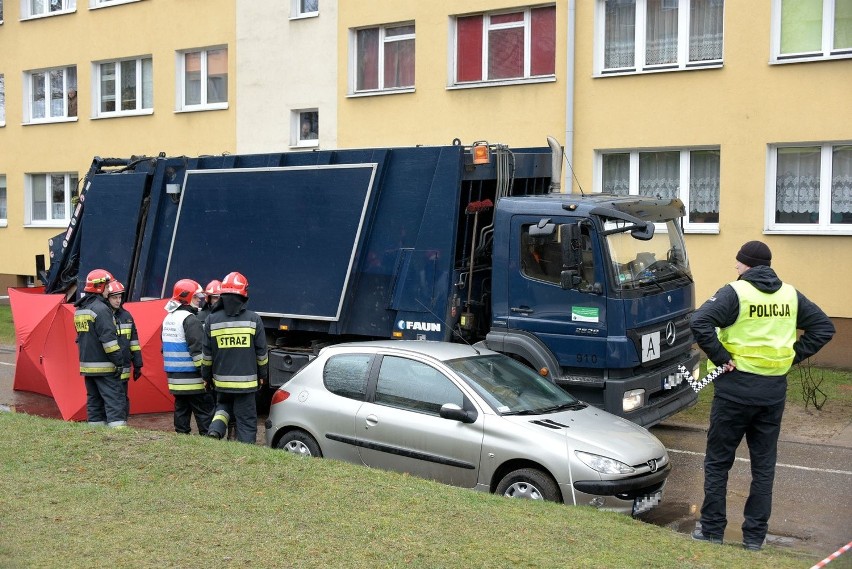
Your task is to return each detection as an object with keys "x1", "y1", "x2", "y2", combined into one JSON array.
[
  {"x1": 283, "y1": 440, "x2": 312, "y2": 457},
  {"x1": 504, "y1": 482, "x2": 542, "y2": 500}
]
